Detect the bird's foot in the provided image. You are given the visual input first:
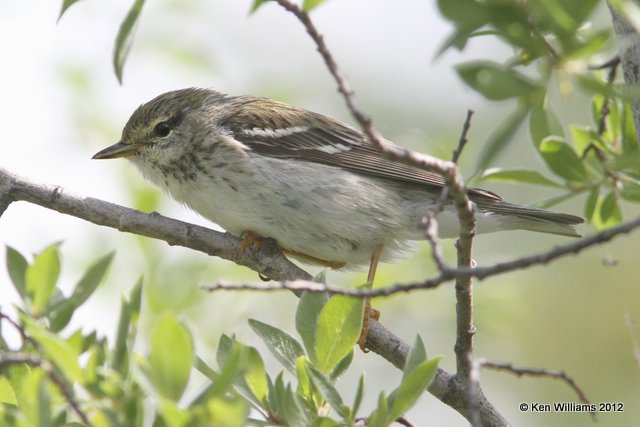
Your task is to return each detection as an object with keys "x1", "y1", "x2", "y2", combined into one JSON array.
[{"x1": 358, "y1": 303, "x2": 381, "y2": 352}]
